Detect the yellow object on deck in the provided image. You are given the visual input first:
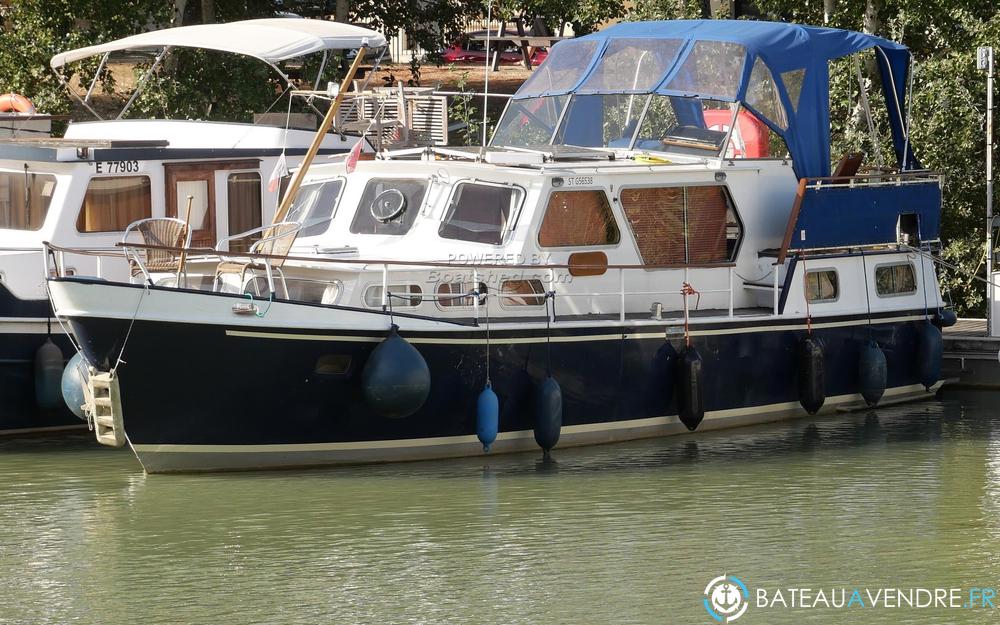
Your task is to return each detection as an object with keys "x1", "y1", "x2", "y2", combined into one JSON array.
[{"x1": 634, "y1": 153, "x2": 673, "y2": 165}]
